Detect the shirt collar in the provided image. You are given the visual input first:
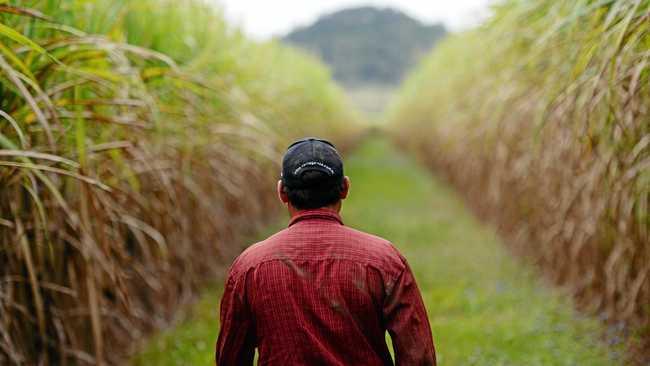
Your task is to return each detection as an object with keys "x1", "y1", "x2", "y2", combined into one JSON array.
[{"x1": 288, "y1": 208, "x2": 344, "y2": 227}]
